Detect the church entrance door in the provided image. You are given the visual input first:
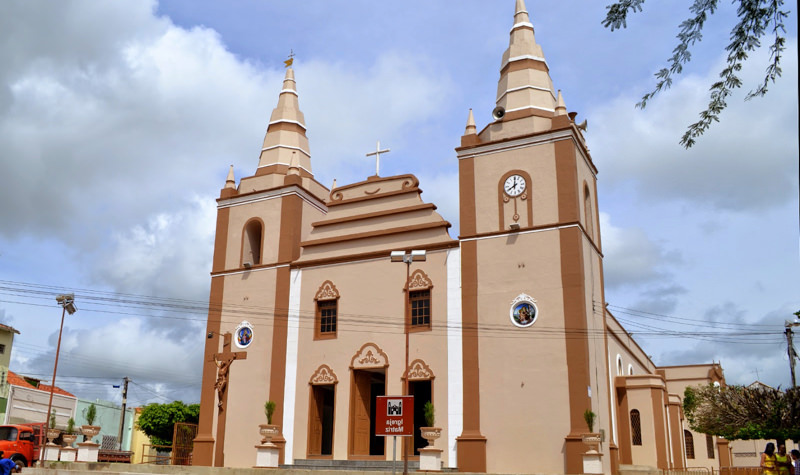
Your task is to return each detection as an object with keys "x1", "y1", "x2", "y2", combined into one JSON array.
[
  {"x1": 349, "y1": 369, "x2": 385, "y2": 458},
  {"x1": 308, "y1": 384, "x2": 335, "y2": 457},
  {"x1": 409, "y1": 379, "x2": 432, "y2": 456}
]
